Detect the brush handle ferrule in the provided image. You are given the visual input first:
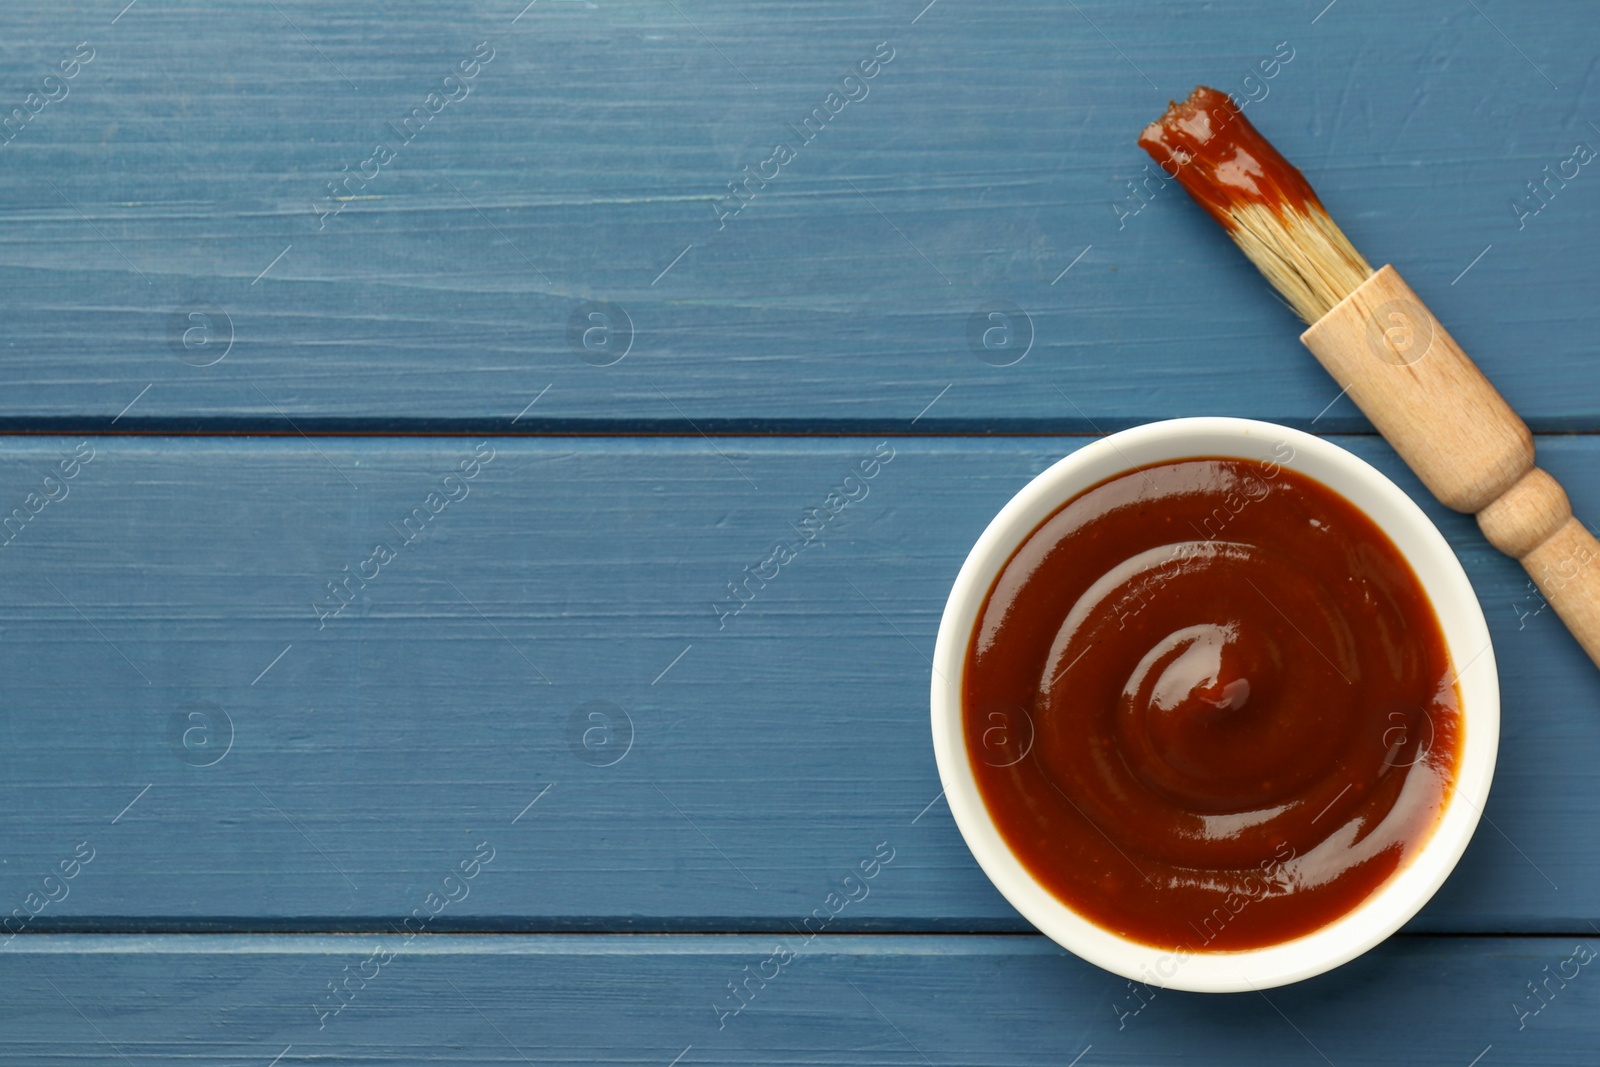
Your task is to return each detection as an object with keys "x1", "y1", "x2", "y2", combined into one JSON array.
[
  {"x1": 1300, "y1": 266, "x2": 1530, "y2": 511},
  {"x1": 1301, "y1": 264, "x2": 1600, "y2": 671}
]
